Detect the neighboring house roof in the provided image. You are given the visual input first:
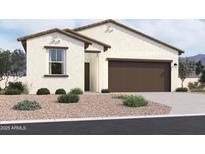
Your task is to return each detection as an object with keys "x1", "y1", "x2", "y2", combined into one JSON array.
[
  {"x1": 73, "y1": 19, "x2": 185, "y2": 55},
  {"x1": 17, "y1": 28, "x2": 93, "y2": 51},
  {"x1": 63, "y1": 28, "x2": 111, "y2": 51}
]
